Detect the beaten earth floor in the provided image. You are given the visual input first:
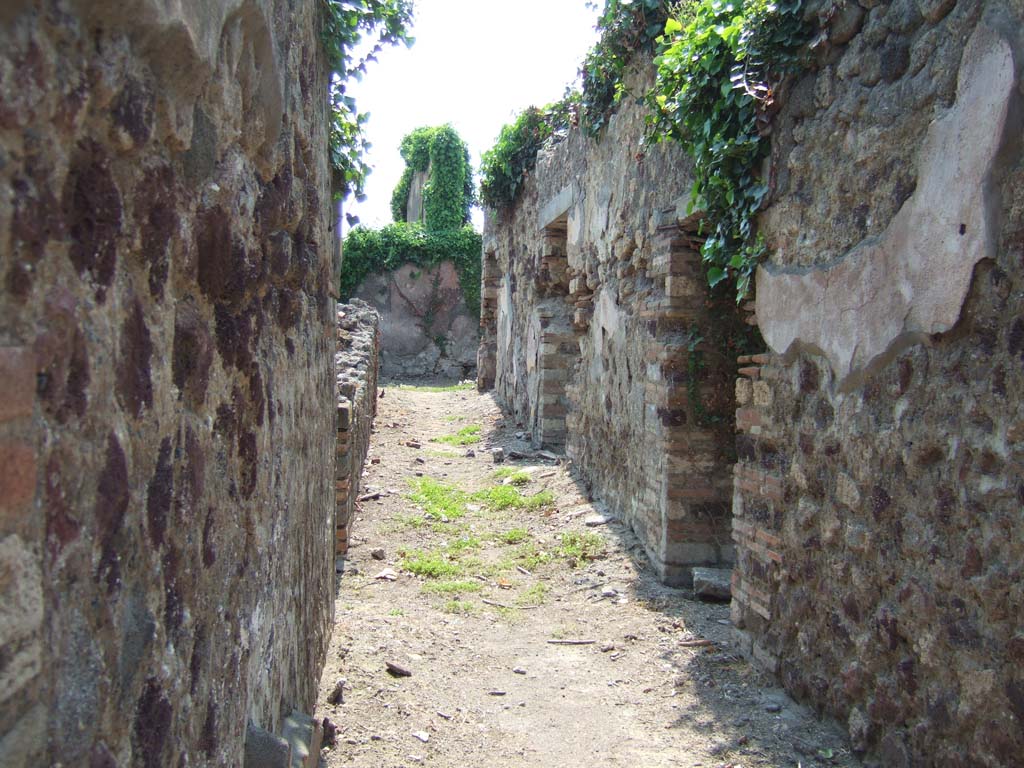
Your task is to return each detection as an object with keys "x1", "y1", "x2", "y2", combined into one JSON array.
[{"x1": 316, "y1": 385, "x2": 857, "y2": 768}]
